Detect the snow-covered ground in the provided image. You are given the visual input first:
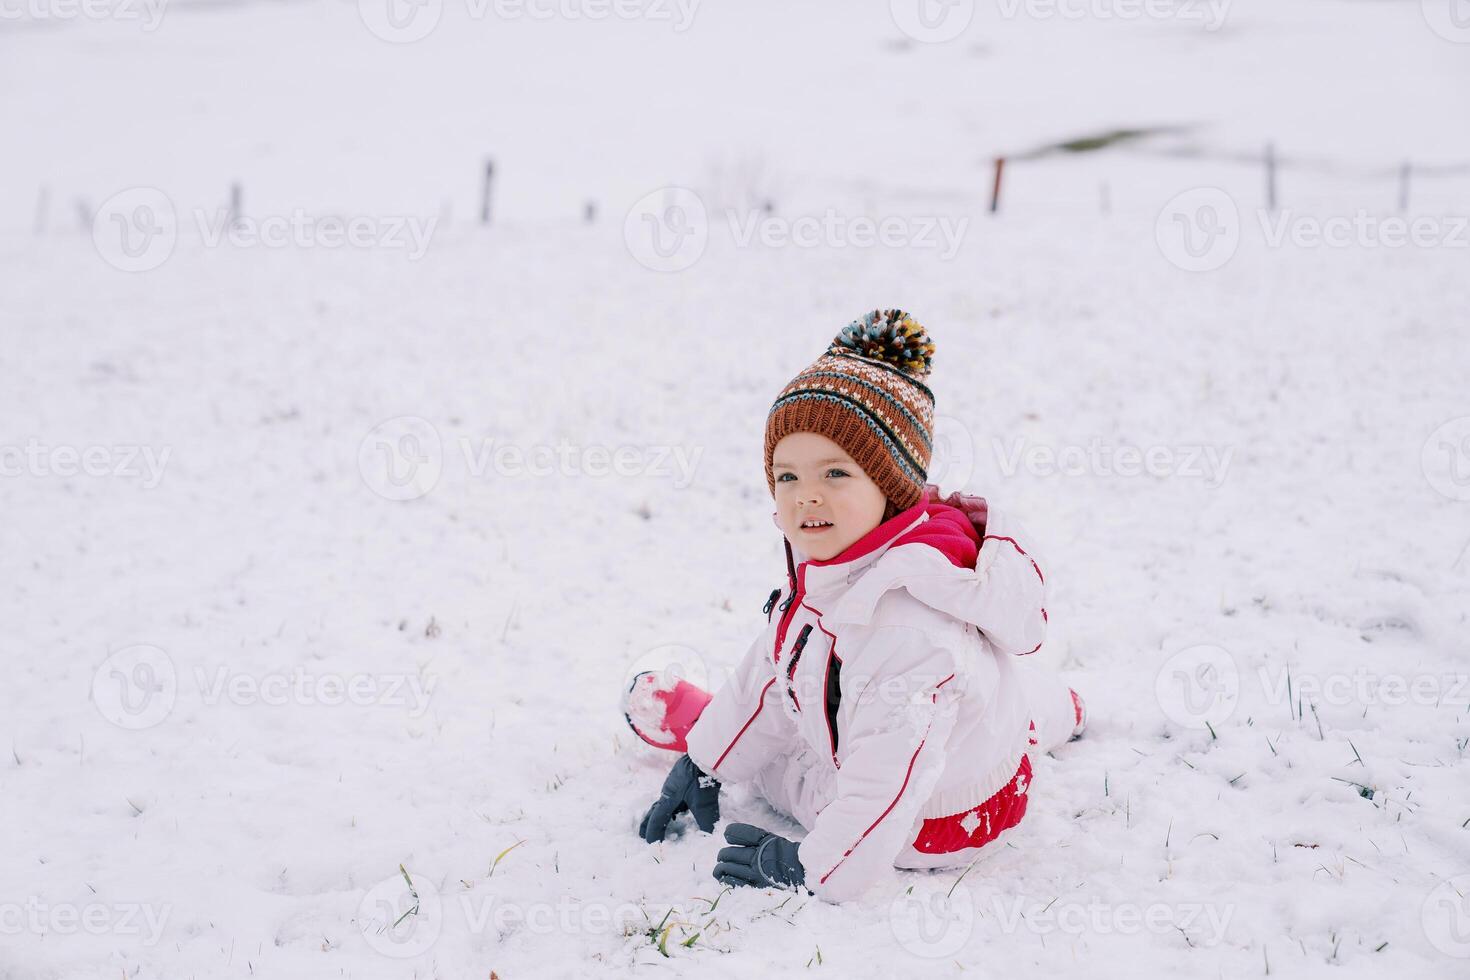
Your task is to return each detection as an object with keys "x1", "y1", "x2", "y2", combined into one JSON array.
[{"x1": 3, "y1": 2, "x2": 1469, "y2": 978}]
